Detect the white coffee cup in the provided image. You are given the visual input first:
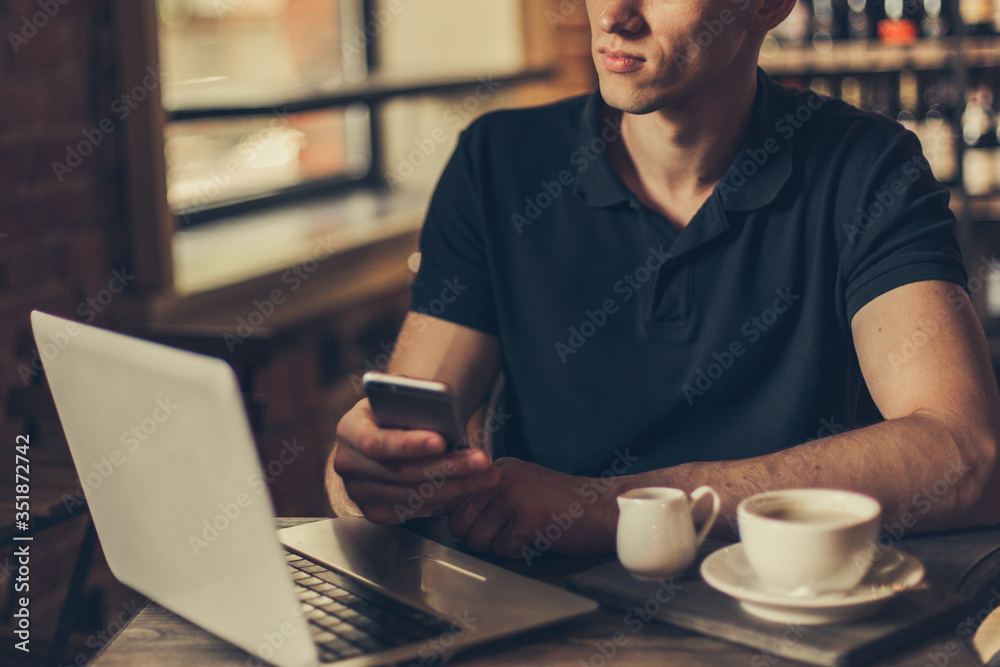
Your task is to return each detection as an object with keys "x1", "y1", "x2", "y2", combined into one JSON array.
[
  {"x1": 617, "y1": 486, "x2": 721, "y2": 580},
  {"x1": 737, "y1": 489, "x2": 881, "y2": 595}
]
